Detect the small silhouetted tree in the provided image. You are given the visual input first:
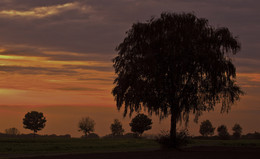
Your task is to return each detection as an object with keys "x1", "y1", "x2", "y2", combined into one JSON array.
[
  {"x1": 217, "y1": 125, "x2": 230, "y2": 139},
  {"x1": 5, "y1": 127, "x2": 20, "y2": 135},
  {"x1": 78, "y1": 117, "x2": 95, "y2": 136},
  {"x1": 129, "y1": 114, "x2": 152, "y2": 137},
  {"x1": 110, "y1": 119, "x2": 124, "y2": 136},
  {"x1": 112, "y1": 12, "x2": 243, "y2": 146},
  {"x1": 23, "y1": 111, "x2": 46, "y2": 137},
  {"x1": 199, "y1": 120, "x2": 215, "y2": 137},
  {"x1": 232, "y1": 123, "x2": 242, "y2": 139}
]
